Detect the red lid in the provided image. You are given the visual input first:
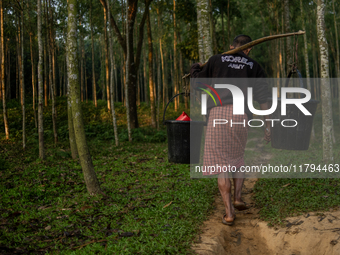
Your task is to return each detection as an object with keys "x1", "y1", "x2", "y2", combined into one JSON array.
[{"x1": 176, "y1": 111, "x2": 192, "y2": 121}]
